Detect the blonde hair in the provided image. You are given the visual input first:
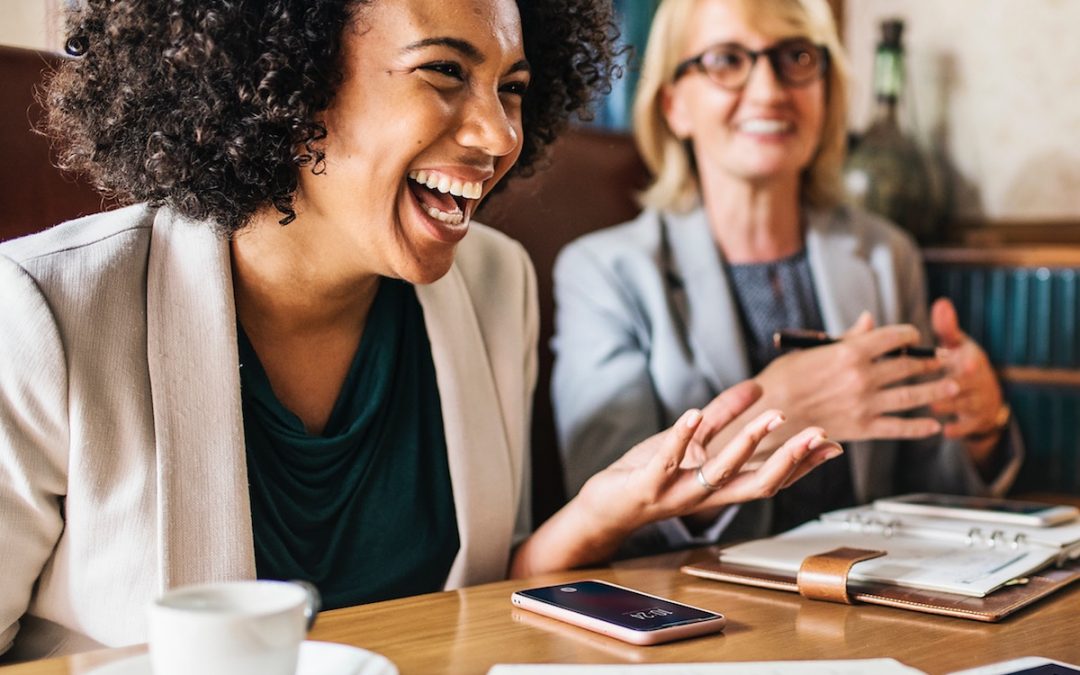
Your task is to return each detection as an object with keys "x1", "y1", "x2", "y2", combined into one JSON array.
[{"x1": 634, "y1": 0, "x2": 850, "y2": 211}]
